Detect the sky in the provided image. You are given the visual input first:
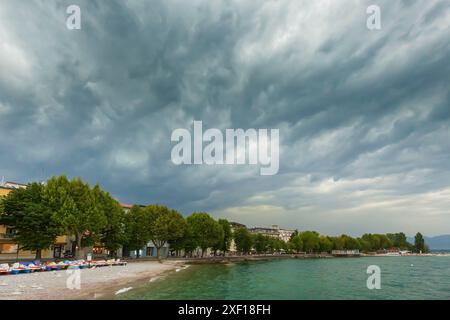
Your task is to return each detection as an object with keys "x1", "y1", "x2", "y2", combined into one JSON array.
[{"x1": 0, "y1": 0, "x2": 449, "y2": 236}]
